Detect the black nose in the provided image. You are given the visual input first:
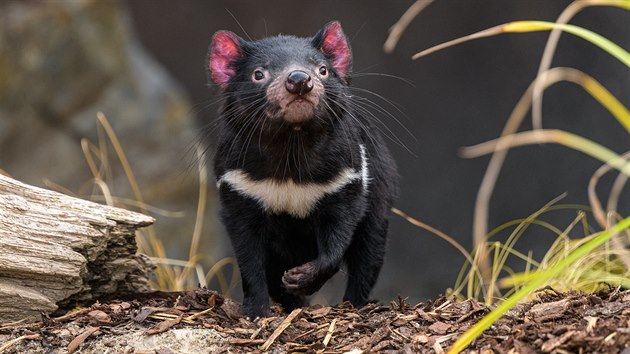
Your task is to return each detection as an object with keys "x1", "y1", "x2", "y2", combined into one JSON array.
[{"x1": 285, "y1": 70, "x2": 313, "y2": 95}]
